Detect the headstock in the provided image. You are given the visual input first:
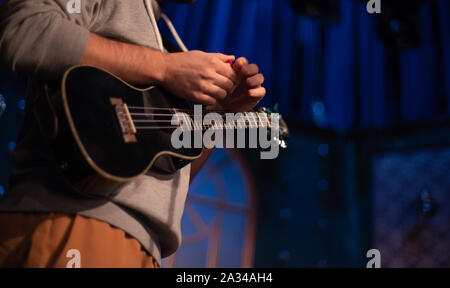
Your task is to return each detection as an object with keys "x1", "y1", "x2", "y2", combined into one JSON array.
[{"x1": 258, "y1": 105, "x2": 290, "y2": 148}]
